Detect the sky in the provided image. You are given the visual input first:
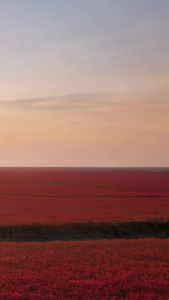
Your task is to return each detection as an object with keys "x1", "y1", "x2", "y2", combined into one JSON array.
[{"x1": 0, "y1": 0, "x2": 169, "y2": 167}]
